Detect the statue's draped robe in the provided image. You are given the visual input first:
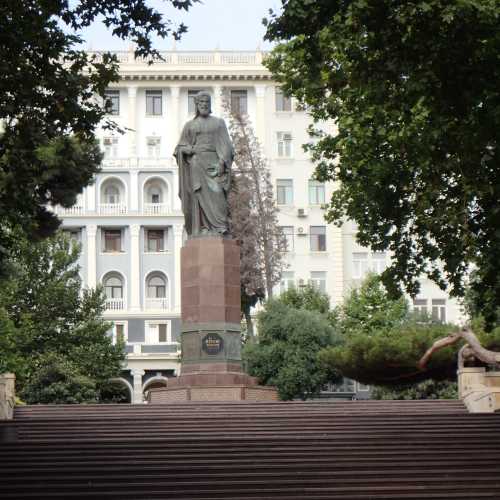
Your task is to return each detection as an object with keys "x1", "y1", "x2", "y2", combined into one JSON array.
[{"x1": 174, "y1": 116, "x2": 234, "y2": 236}]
